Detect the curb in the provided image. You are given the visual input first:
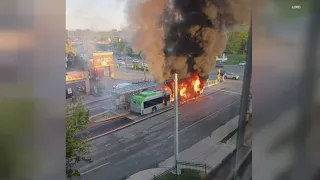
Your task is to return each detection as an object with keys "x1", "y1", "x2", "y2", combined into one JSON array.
[
  {"x1": 89, "y1": 110, "x2": 112, "y2": 119},
  {"x1": 88, "y1": 112, "x2": 131, "y2": 129}
]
